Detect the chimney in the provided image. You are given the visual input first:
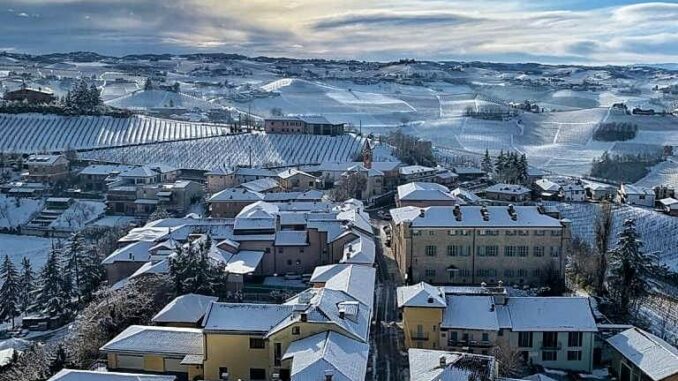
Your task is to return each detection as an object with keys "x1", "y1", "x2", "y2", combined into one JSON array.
[
  {"x1": 325, "y1": 370, "x2": 334, "y2": 381},
  {"x1": 427, "y1": 297, "x2": 434, "y2": 304},
  {"x1": 439, "y1": 355, "x2": 447, "y2": 367},
  {"x1": 419, "y1": 209, "x2": 426, "y2": 217},
  {"x1": 300, "y1": 312, "x2": 308, "y2": 322}
]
